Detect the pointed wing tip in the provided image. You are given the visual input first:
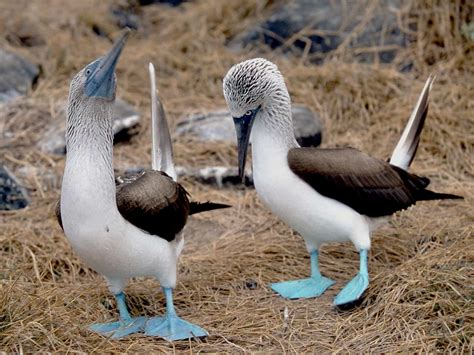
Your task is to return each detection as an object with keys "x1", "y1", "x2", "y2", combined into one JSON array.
[{"x1": 426, "y1": 73, "x2": 437, "y2": 93}]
